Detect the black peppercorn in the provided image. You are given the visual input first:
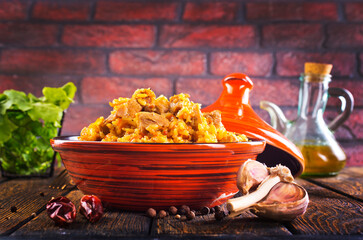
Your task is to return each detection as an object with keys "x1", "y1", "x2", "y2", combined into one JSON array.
[
  {"x1": 214, "y1": 205, "x2": 221, "y2": 213},
  {"x1": 200, "y1": 206, "x2": 210, "y2": 215},
  {"x1": 182, "y1": 205, "x2": 190, "y2": 212},
  {"x1": 186, "y1": 211, "x2": 195, "y2": 220},
  {"x1": 10, "y1": 206, "x2": 17, "y2": 213},
  {"x1": 215, "y1": 211, "x2": 226, "y2": 221},
  {"x1": 169, "y1": 206, "x2": 178, "y2": 215},
  {"x1": 158, "y1": 210, "x2": 167, "y2": 219},
  {"x1": 146, "y1": 208, "x2": 156, "y2": 218},
  {"x1": 178, "y1": 205, "x2": 190, "y2": 215}
]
